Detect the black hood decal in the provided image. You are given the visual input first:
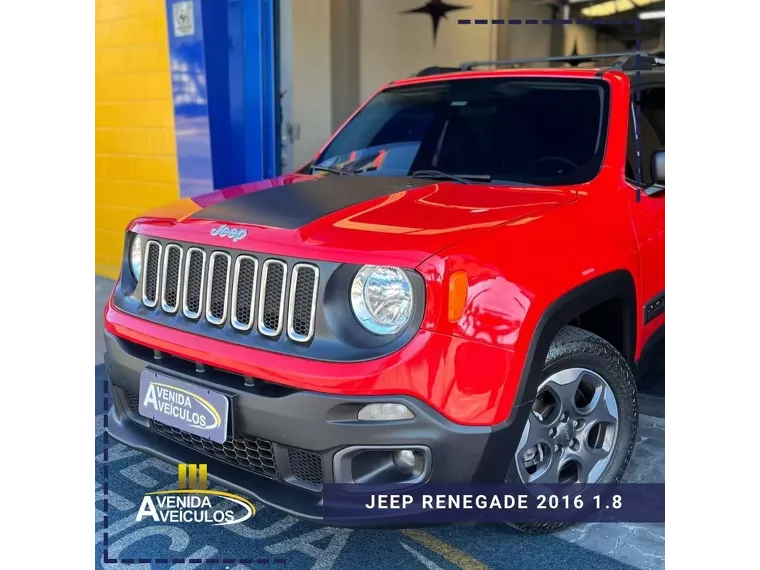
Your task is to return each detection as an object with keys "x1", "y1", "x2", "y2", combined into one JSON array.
[{"x1": 193, "y1": 176, "x2": 431, "y2": 229}]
